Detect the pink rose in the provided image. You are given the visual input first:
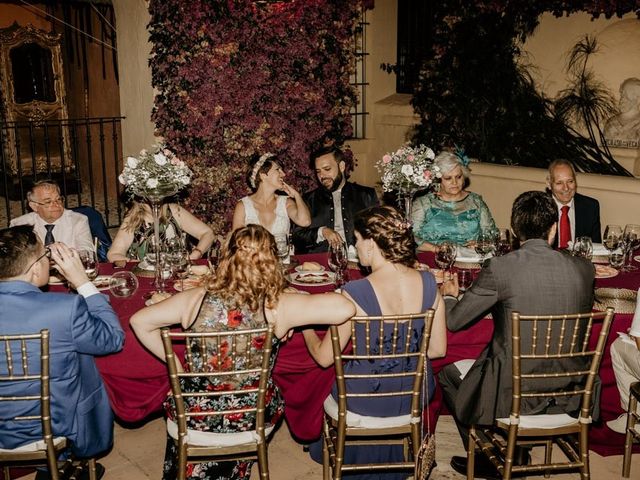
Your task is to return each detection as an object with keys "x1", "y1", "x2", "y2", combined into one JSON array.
[
  {"x1": 407, "y1": 155, "x2": 415, "y2": 162},
  {"x1": 423, "y1": 170, "x2": 432, "y2": 181},
  {"x1": 382, "y1": 154, "x2": 392, "y2": 164}
]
